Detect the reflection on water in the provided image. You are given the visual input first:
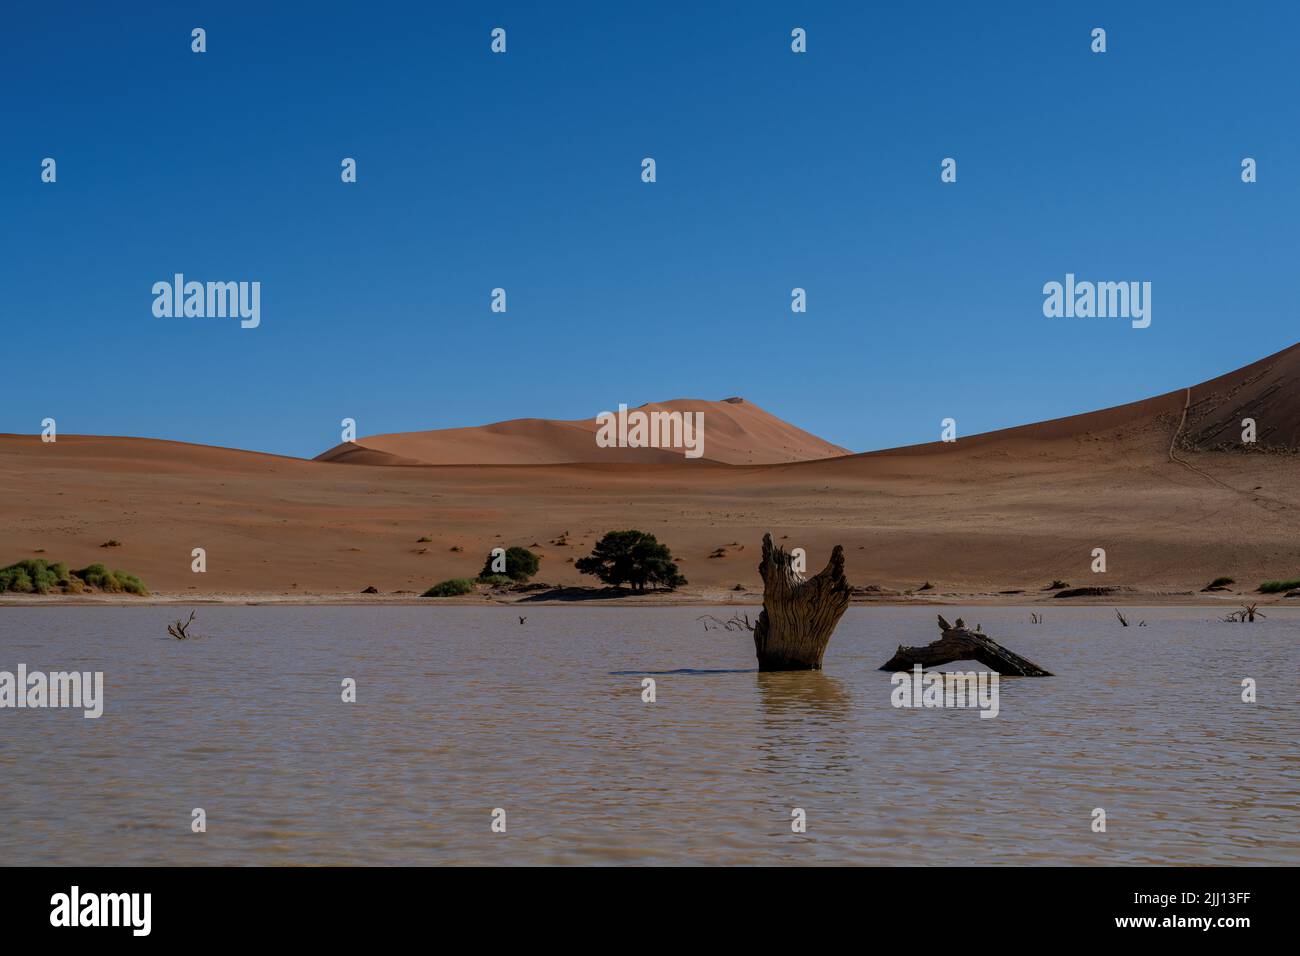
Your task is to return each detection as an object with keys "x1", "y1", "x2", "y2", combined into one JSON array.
[
  {"x1": 0, "y1": 606, "x2": 1295, "y2": 865},
  {"x1": 754, "y1": 671, "x2": 854, "y2": 783},
  {"x1": 756, "y1": 670, "x2": 851, "y2": 718}
]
